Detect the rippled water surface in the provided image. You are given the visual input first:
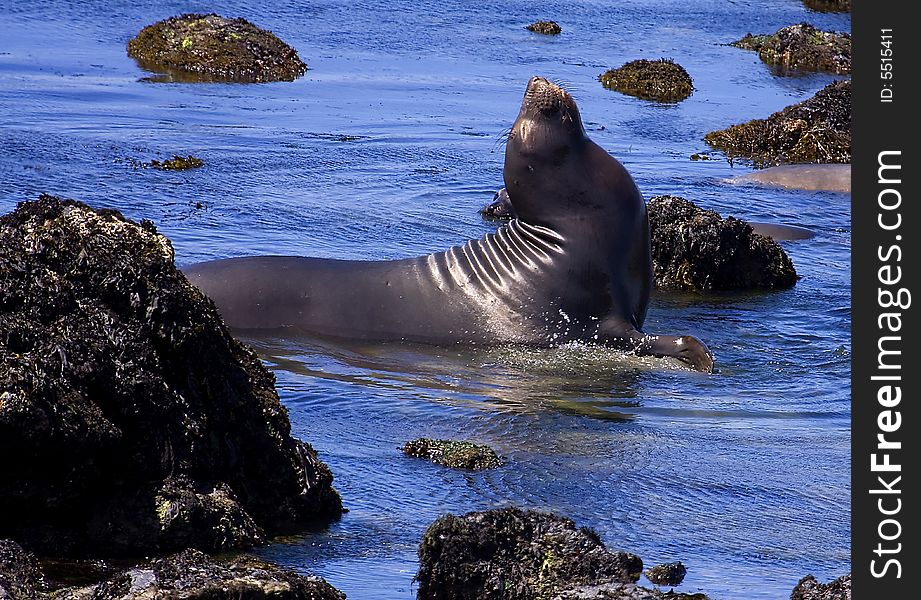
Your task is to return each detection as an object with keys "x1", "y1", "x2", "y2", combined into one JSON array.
[{"x1": 0, "y1": 1, "x2": 851, "y2": 598}]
